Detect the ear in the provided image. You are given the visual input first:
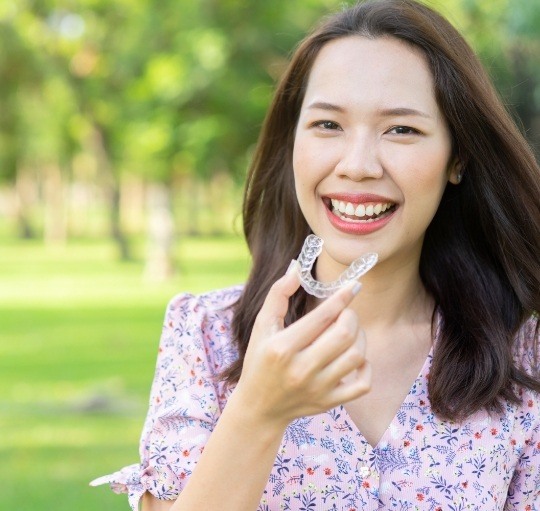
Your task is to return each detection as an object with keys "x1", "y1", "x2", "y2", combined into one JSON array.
[{"x1": 448, "y1": 158, "x2": 463, "y2": 185}]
